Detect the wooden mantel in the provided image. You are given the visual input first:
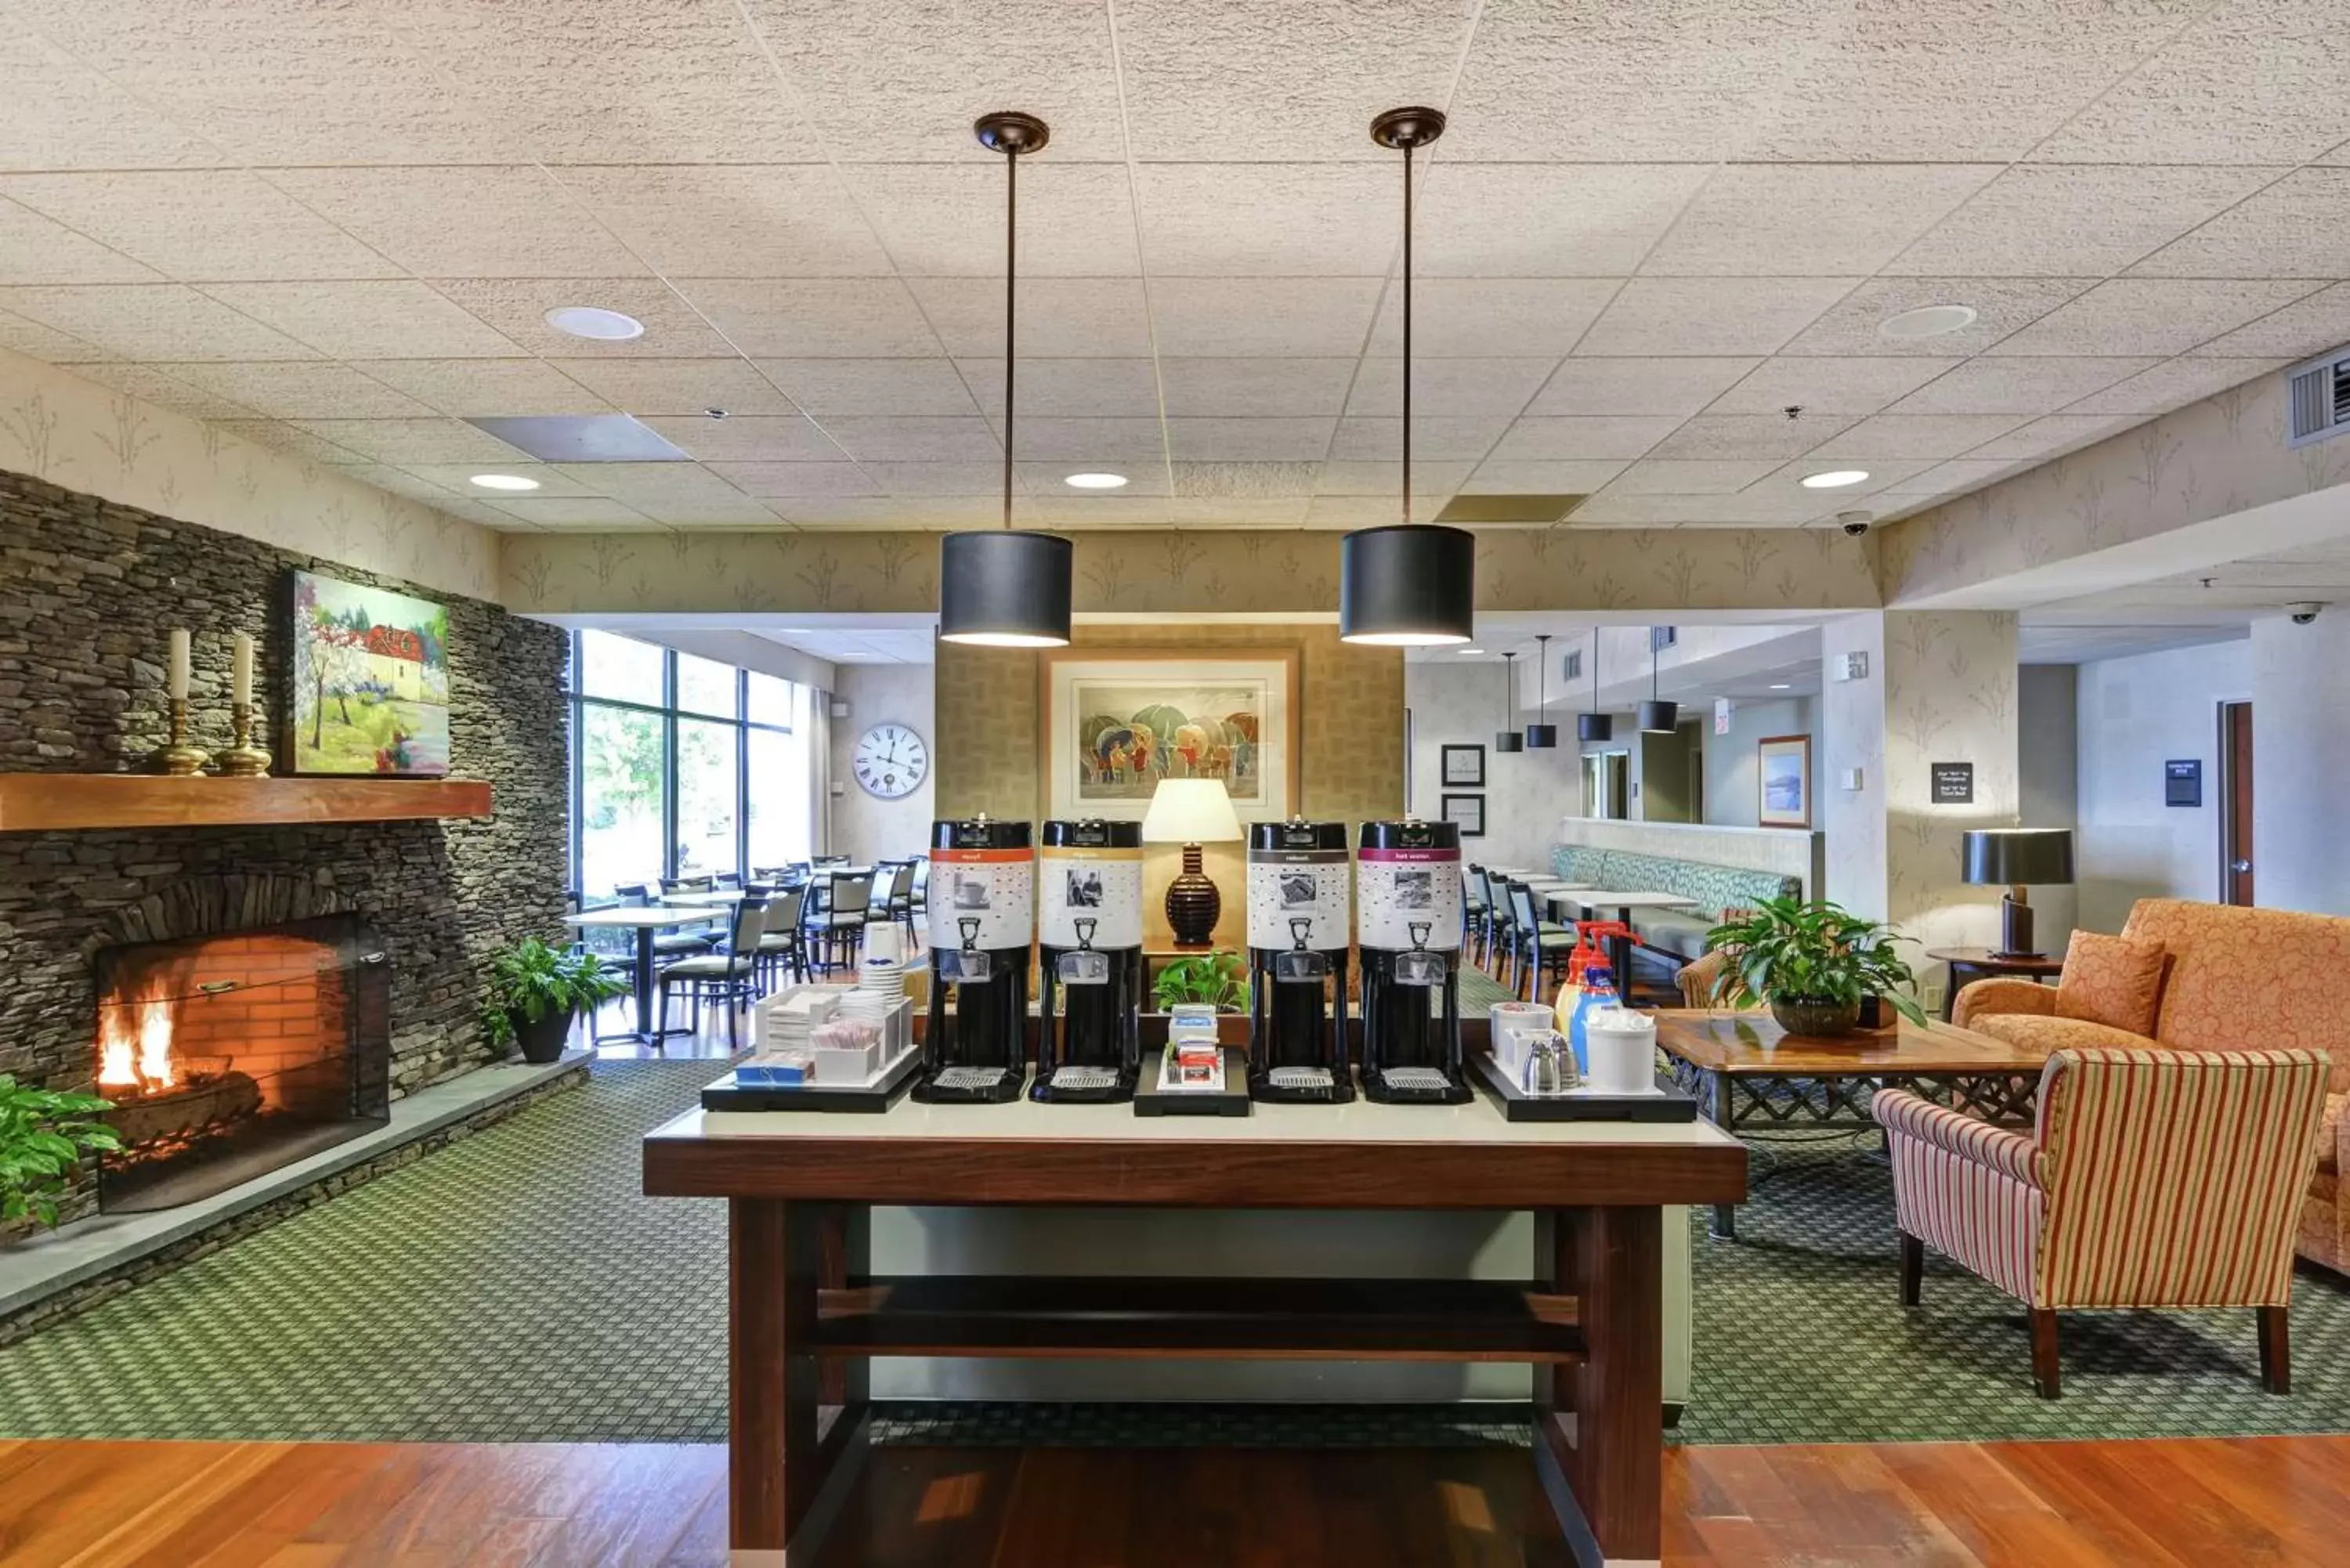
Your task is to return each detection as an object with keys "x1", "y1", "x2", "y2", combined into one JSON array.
[{"x1": 0, "y1": 773, "x2": 492, "y2": 833}]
